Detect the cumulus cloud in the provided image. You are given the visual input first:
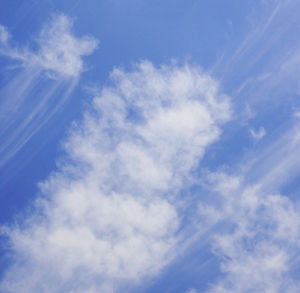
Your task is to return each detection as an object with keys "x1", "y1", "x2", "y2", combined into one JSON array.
[
  {"x1": 0, "y1": 14, "x2": 98, "y2": 78},
  {"x1": 31, "y1": 14, "x2": 98, "y2": 78},
  {"x1": 0, "y1": 61, "x2": 231, "y2": 292},
  {"x1": 198, "y1": 173, "x2": 300, "y2": 293}
]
